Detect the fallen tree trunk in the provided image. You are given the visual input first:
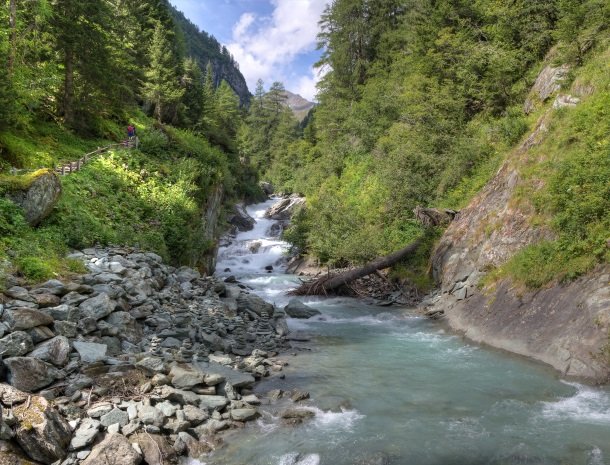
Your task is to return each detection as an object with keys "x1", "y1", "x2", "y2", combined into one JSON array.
[
  {"x1": 289, "y1": 239, "x2": 422, "y2": 296},
  {"x1": 289, "y1": 206, "x2": 458, "y2": 296}
]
